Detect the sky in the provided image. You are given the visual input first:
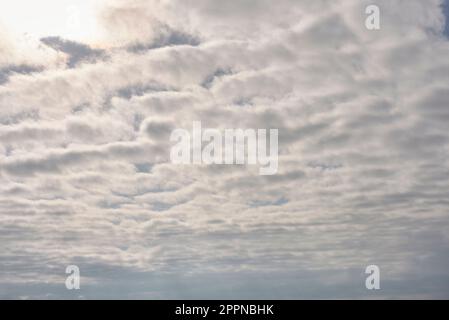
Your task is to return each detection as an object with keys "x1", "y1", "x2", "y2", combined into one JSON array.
[{"x1": 1, "y1": 0, "x2": 449, "y2": 299}]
